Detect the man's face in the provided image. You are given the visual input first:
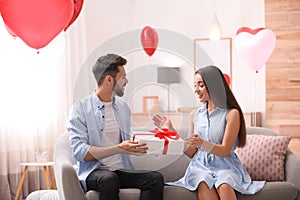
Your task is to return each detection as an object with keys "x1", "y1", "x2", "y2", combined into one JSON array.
[{"x1": 113, "y1": 66, "x2": 128, "y2": 97}]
